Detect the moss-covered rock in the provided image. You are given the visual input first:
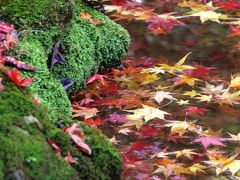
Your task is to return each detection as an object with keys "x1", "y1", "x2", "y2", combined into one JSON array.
[
  {"x1": 0, "y1": 73, "x2": 122, "y2": 179},
  {"x1": 0, "y1": 0, "x2": 129, "y2": 178}
]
